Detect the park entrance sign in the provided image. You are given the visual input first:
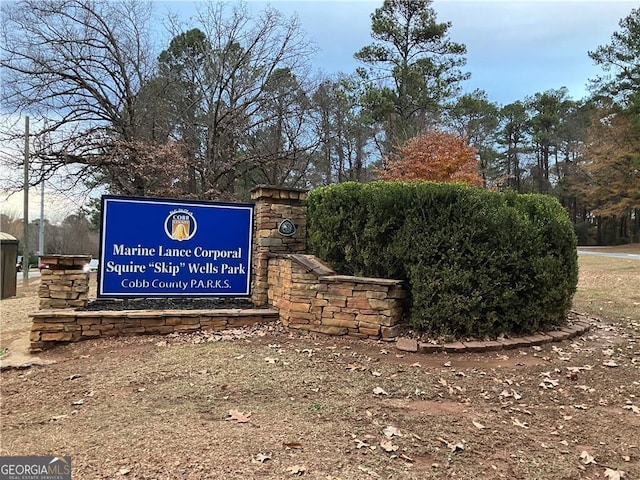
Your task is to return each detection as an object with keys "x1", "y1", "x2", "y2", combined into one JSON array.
[{"x1": 99, "y1": 196, "x2": 253, "y2": 298}]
